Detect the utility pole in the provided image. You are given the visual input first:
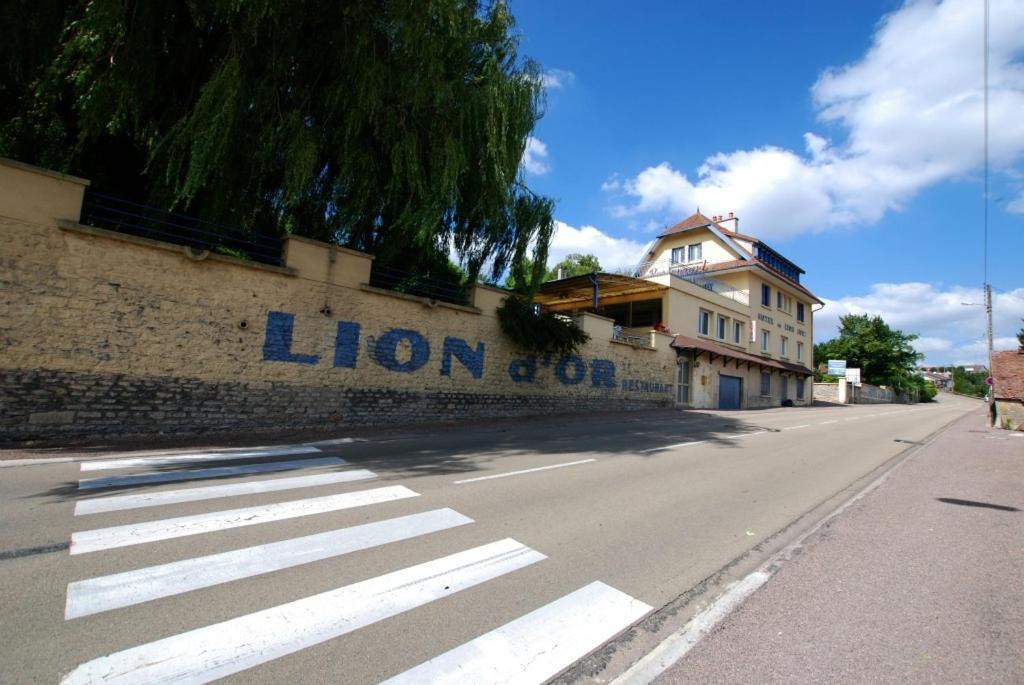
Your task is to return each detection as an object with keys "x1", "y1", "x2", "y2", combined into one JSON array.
[{"x1": 985, "y1": 283, "x2": 995, "y2": 424}]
